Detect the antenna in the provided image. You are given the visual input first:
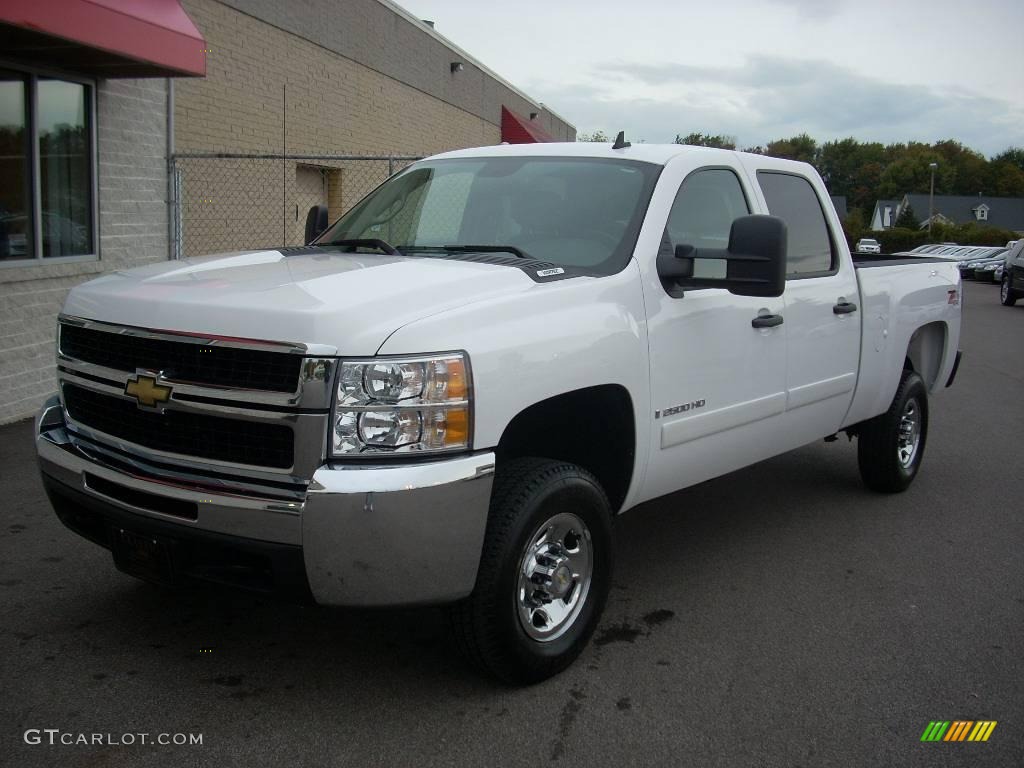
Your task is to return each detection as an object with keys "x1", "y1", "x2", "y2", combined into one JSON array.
[{"x1": 611, "y1": 131, "x2": 631, "y2": 150}]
